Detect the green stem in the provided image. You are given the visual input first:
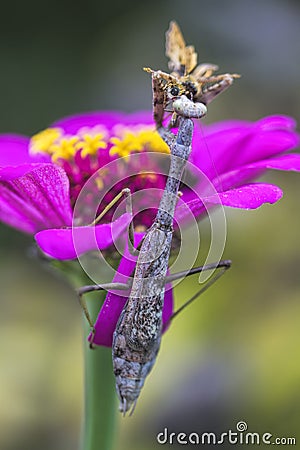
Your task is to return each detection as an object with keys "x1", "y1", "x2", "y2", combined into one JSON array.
[
  {"x1": 81, "y1": 291, "x2": 118, "y2": 450},
  {"x1": 49, "y1": 261, "x2": 119, "y2": 450}
]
